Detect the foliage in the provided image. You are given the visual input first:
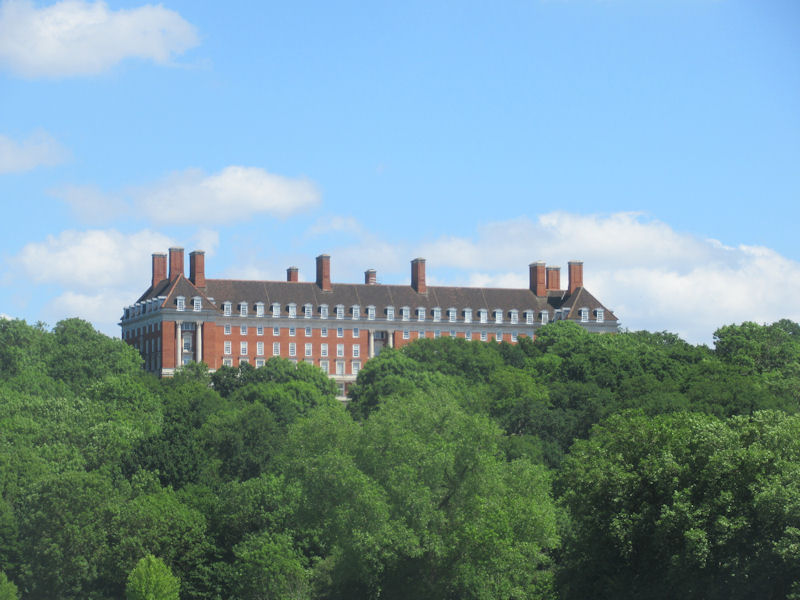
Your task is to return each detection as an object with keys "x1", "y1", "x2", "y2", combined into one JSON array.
[{"x1": 125, "y1": 554, "x2": 180, "y2": 600}]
